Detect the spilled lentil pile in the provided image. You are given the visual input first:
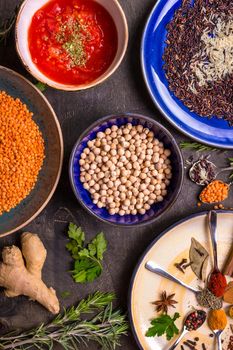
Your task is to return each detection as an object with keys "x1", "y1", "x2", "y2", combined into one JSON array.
[
  {"x1": 163, "y1": 0, "x2": 233, "y2": 125},
  {"x1": 0, "y1": 91, "x2": 45, "y2": 215}
]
